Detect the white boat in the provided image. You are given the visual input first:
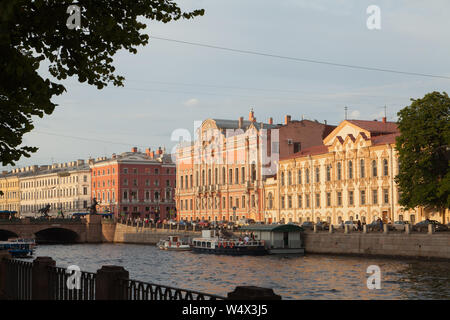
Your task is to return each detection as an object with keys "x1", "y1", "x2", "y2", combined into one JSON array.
[{"x1": 157, "y1": 236, "x2": 191, "y2": 251}]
